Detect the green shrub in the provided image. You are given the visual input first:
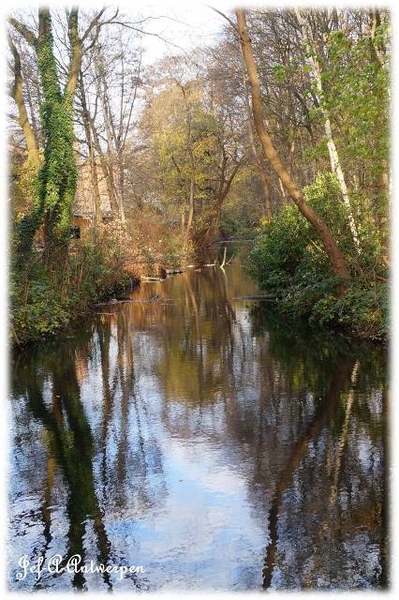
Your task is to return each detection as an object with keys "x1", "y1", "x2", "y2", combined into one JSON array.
[
  {"x1": 248, "y1": 173, "x2": 388, "y2": 341},
  {"x1": 11, "y1": 269, "x2": 71, "y2": 344},
  {"x1": 10, "y1": 238, "x2": 132, "y2": 346}
]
